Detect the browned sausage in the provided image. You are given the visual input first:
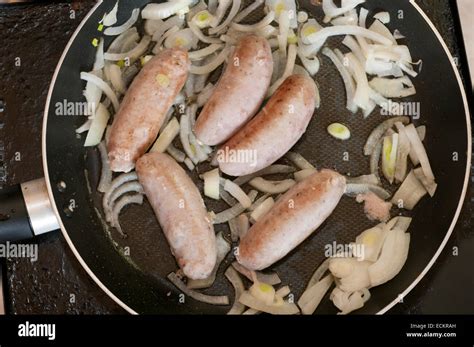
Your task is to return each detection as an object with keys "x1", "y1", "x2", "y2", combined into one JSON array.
[{"x1": 108, "y1": 49, "x2": 190, "y2": 173}]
